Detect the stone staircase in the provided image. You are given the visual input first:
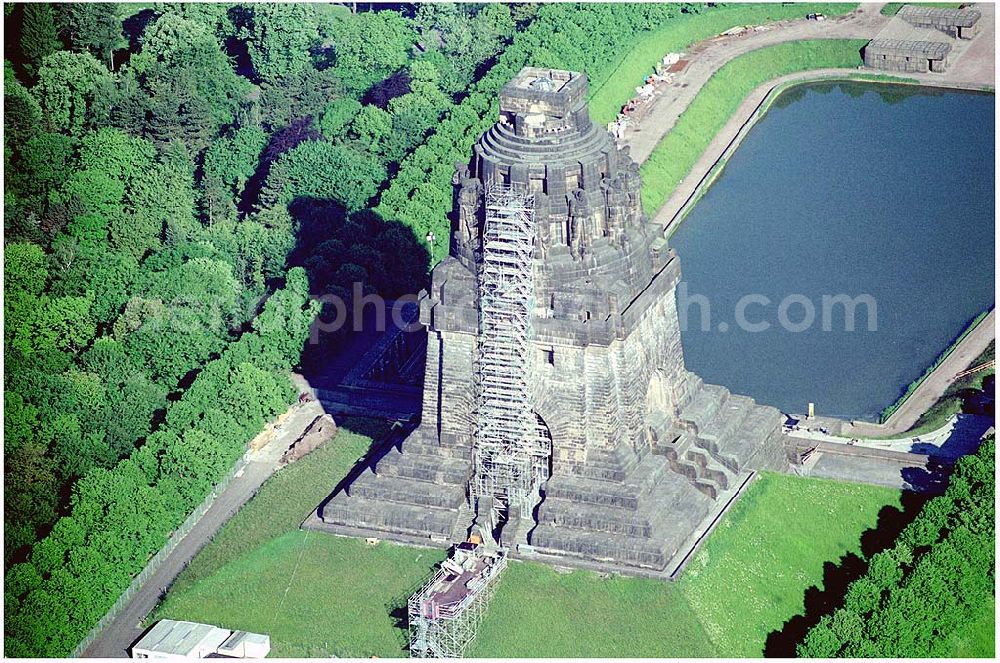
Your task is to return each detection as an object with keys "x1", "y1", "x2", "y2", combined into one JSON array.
[
  {"x1": 528, "y1": 448, "x2": 714, "y2": 571},
  {"x1": 651, "y1": 381, "x2": 787, "y2": 500},
  {"x1": 450, "y1": 501, "x2": 476, "y2": 542}
]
